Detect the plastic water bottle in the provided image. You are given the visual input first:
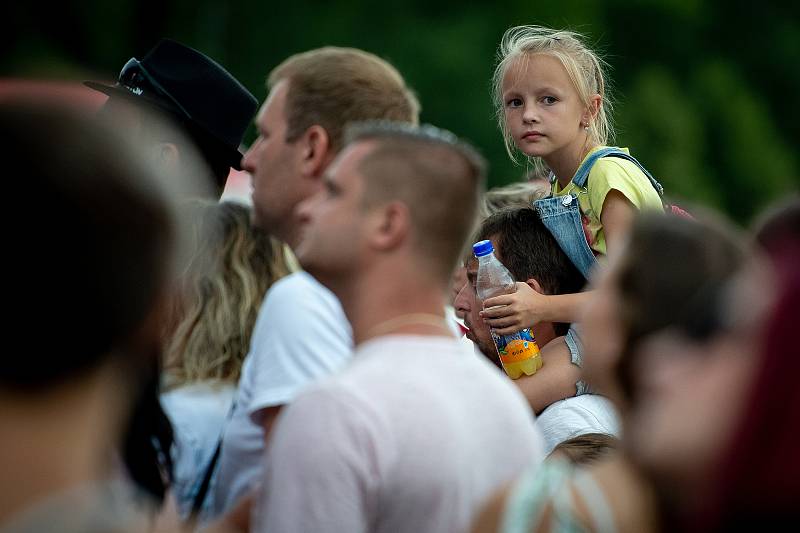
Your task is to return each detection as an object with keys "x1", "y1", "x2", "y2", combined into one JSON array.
[{"x1": 473, "y1": 240, "x2": 542, "y2": 379}]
